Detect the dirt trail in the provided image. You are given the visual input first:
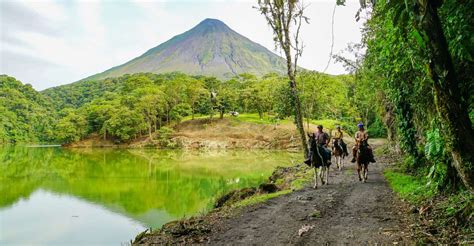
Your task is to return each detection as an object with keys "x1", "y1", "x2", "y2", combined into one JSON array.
[{"x1": 208, "y1": 154, "x2": 412, "y2": 245}]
